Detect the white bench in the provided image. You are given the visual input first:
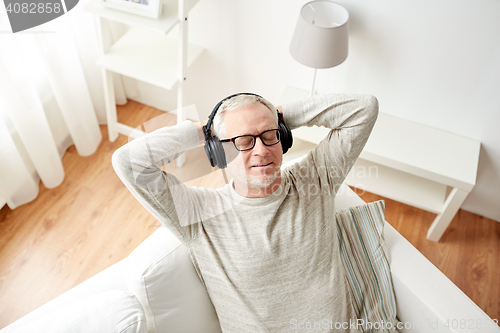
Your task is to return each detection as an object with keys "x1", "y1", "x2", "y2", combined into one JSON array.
[{"x1": 281, "y1": 87, "x2": 481, "y2": 242}]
